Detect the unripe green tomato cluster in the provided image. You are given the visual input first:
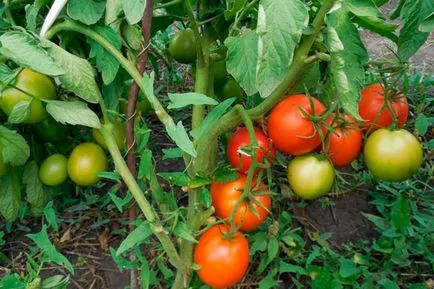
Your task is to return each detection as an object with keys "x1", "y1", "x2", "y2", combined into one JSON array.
[{"x1": 0, "y1": 68, "x2": 56, "y2": 123}]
